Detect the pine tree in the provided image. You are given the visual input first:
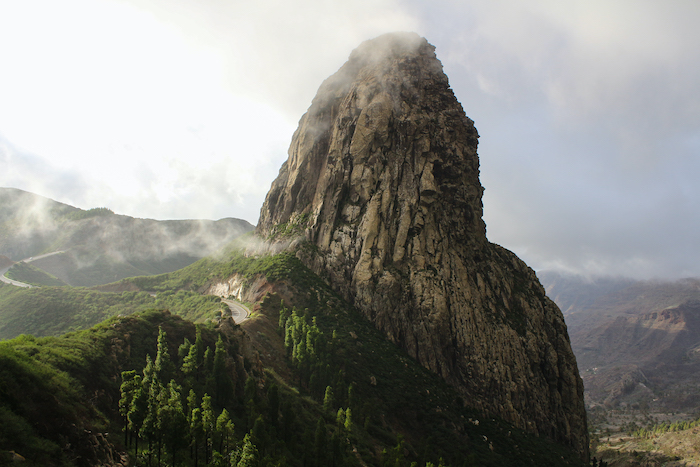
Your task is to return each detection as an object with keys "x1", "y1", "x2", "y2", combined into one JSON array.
[
  {"x1": 194, "y1": 326, "x2": 205, "y2": 359},
  {"x1": 314, "y1": 417, "x2": 327, "y2": 467},
  {"x1": 190, "y1": 407, "x2": 203, "y2": 467},
  {"x1": 187, "y1": 389, "x2": 198, "y2": 423},
  {"x1": 178, "y1": 337, "x2": 192, "y2": 361},
  {"x1": 201, "y1": 394, "x2": 216, "y2": 464},
  {"x1": 161, "y1": 380, "x2": 188, "y2": 467},
  {"x1": 278, "y1": 303, "x2": 289, "y2": 330},
  {"x1": 267, "y1": 384, "x2": 279, "y2": 427},
  {"x1": 154, "y1": 326, "x2": 174, "y2": 383},
  {"x1": 236, "y1": 433, "x2": 258, "y2": 467},
  {"x1": 323, "y1": 386, "x2": 335, "y2": 413},
  {"x1": 127, "y1": 384, "x2": 147, "y2": 458},
  {"x1": 336, "y1": 408, "x2": 346, "y2": 431},
  {"x1": 251, "y1": 415, "x2": 267, "y2": 455},
  {"x1": 213, "y1": 335, "x2": 232, "y2": 407},
  {"x1": 182, "y1": 342, "x2": 199, "y2": 382},
  {"x1": 143, "y1": 354, "x2": 155, "y2": 389},
  {"x1": 183, "y1": 327, "x2": 205, "y2": 384},
  {"x1": 140, "y1": 376, "x2": 161, "y2": 466},
  {"x1": 216, "y1": 408, "x2": 235, "y2": 455},
  {"x1": 284, "y1": 318, "x2": 294, "y2": 354},
  {"x1": 344, "y1": 408, "x2": 353, "y2": 433},
  {"x1": 119, "y1": 370, "x2": 140, "y2": 447}
]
